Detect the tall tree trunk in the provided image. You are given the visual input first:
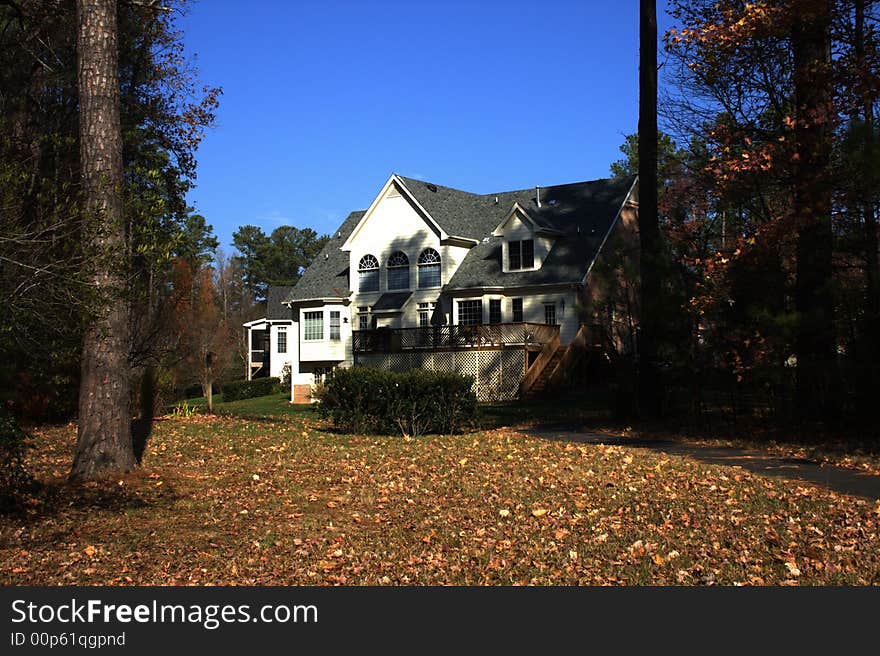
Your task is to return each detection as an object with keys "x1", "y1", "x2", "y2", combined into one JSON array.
[
  {"x1": 638, "y1": 0, "x2": 662, "y2": 419},
  {"x1": 792, "y1": 0, "x2": 838, "y2": 422},
  {"x1": 70, "y1": 0, "x2": 136, "y2": 480},
  {"x1": 854, "y1": 0, "x2": 879, "y2": 421}
]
